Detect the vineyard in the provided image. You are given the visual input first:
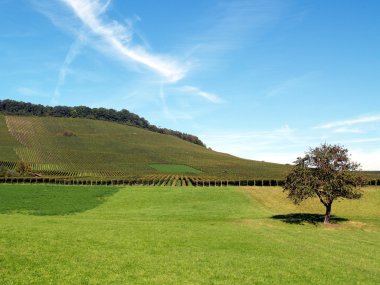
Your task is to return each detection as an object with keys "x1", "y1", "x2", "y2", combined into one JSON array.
[
  {"x1": 1, "y1": 114, "x2": 379, "y2": 181},
  {"x1": 1, "y1": 170, "x2": 379, "y2": 187},
  {"x1": 0, "y1": 114, "x2": 291, "y2": 180},
  {"x1": 0, "y1": 173, "x2": 287, "y2": 187}
]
